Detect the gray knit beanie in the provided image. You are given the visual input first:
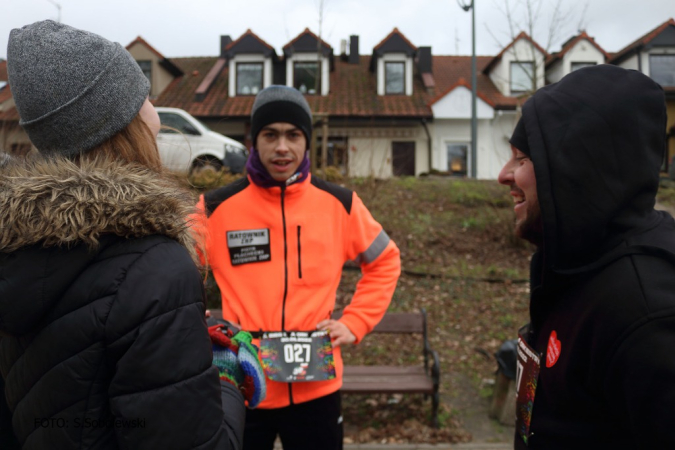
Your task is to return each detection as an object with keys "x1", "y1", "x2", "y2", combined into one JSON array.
[
  {"x1": 250, "y1": 85, "x2": 312, "y2": 149},
  {"x1": 7, "y1": 20, "x2": 150, "y2": 157}
]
